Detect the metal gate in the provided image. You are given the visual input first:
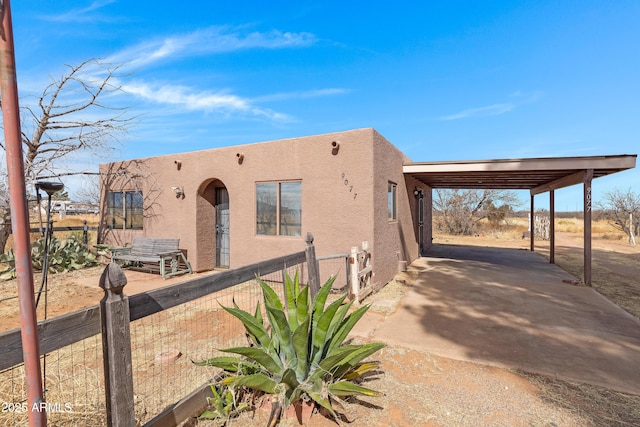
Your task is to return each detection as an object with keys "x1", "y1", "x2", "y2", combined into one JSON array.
[{"x1": 215, "y1": 187, "x2": 229, "y2": 268}]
